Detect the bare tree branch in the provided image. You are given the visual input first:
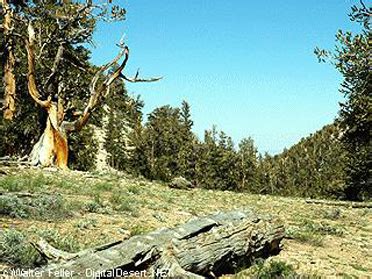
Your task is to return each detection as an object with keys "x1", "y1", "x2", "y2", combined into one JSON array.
[
  {"x1": 68, "y1": 44, "x2": 161, "y2": 132},
  {"x1": 43, "y1": 43, "x2": 65, "y2": 93},
  {"x1": 120, "y1": 72, "x2": 163, "y2": 83},
  {"x1": 120, "y1": 65, "x2": 163, "y2": 83},
  {"x1": 68, "y1": 47, "x2": 126, "y2": 131},
  {"x1": 25, "y1": 23, "x2": 51, "y2": 108}
]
